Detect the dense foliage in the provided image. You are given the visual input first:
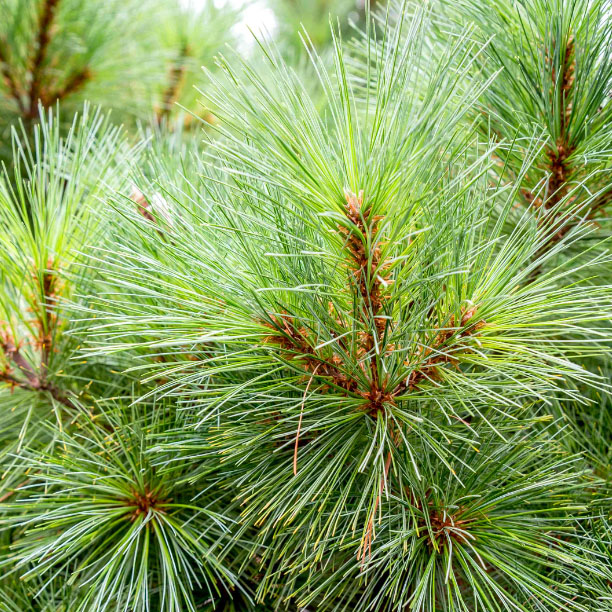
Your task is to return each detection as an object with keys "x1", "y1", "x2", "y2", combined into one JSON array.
[{"x1": 0, "y1": 1, "x2": 611, "y2": 610}]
